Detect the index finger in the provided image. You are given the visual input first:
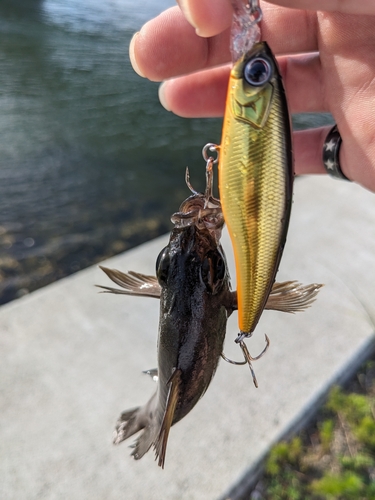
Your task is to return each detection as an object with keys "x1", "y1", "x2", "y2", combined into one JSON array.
[
  {"x1": 179, "y1": 0, "x2": 375, "y2": 37},
  {"x1": 130, "y1": 5, "x2": 317, "y2": 82},
  {"x1": 176, "y1": 0, "x2": 318, "y2": 48},
  {"x1": 177, "y1": 0, "x2": 316, "y2": 40}
]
